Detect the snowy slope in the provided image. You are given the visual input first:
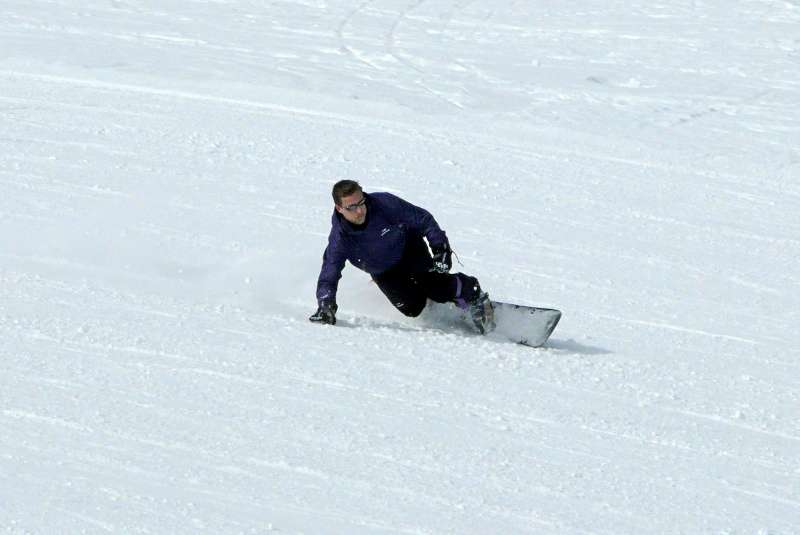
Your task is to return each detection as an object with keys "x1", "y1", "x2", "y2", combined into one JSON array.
[{"x1": 2, "y1": 1, "x2": 799, "y2": 533}]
